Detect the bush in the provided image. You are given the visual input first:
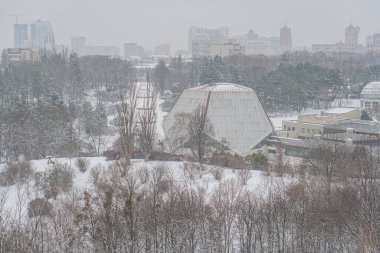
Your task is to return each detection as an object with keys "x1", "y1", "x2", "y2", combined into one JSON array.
[
  {"x1": 184, "y1": 162, "x2": 206, "y2": 179},
  {"x1": 238, "y1": 168, "x2": 251, "y2": 185},
  {"x1": 44, "y1": 163, "x2": 73, "y2": 199},
  {"x1": 246, "y1": 153, "x2": 268, "y2": 171},
  {"x1": 76, "y1": 158, "x2": 89, "y2": 173},
  {"x1": 0, "y1": 161, "x2": 33, "y2": 186},
  {"x1": 138, "y1": 166, "x2": 150, "y2": 184},
  {"x1": 28, "y1": 198, "x2": 53, "y2": 218},
  {"x1": 103, "y1": 149, "x2": 120, "y2": 161},
  {"x1": 210, "y1": 166, "x2": 223, "y2": 181},
  {"x1": 90, "y1": 165, "x2": 102, "y2": 185},
  {"x1": 209, "y1": 153, "x2": 247, "y2": 169}
]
